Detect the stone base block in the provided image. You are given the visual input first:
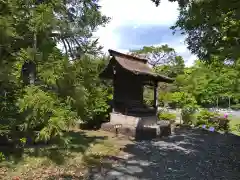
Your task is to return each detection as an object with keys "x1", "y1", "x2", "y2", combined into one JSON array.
[
  {"x1": 101, "y1": 113, "x2": 172, "y2": 140},
  {"x1": 101, "y1": 122, "x2": 172, "y2": 140},
  {"x1": 101, "y1": 123, "x2": 136, "y2": 137}
]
